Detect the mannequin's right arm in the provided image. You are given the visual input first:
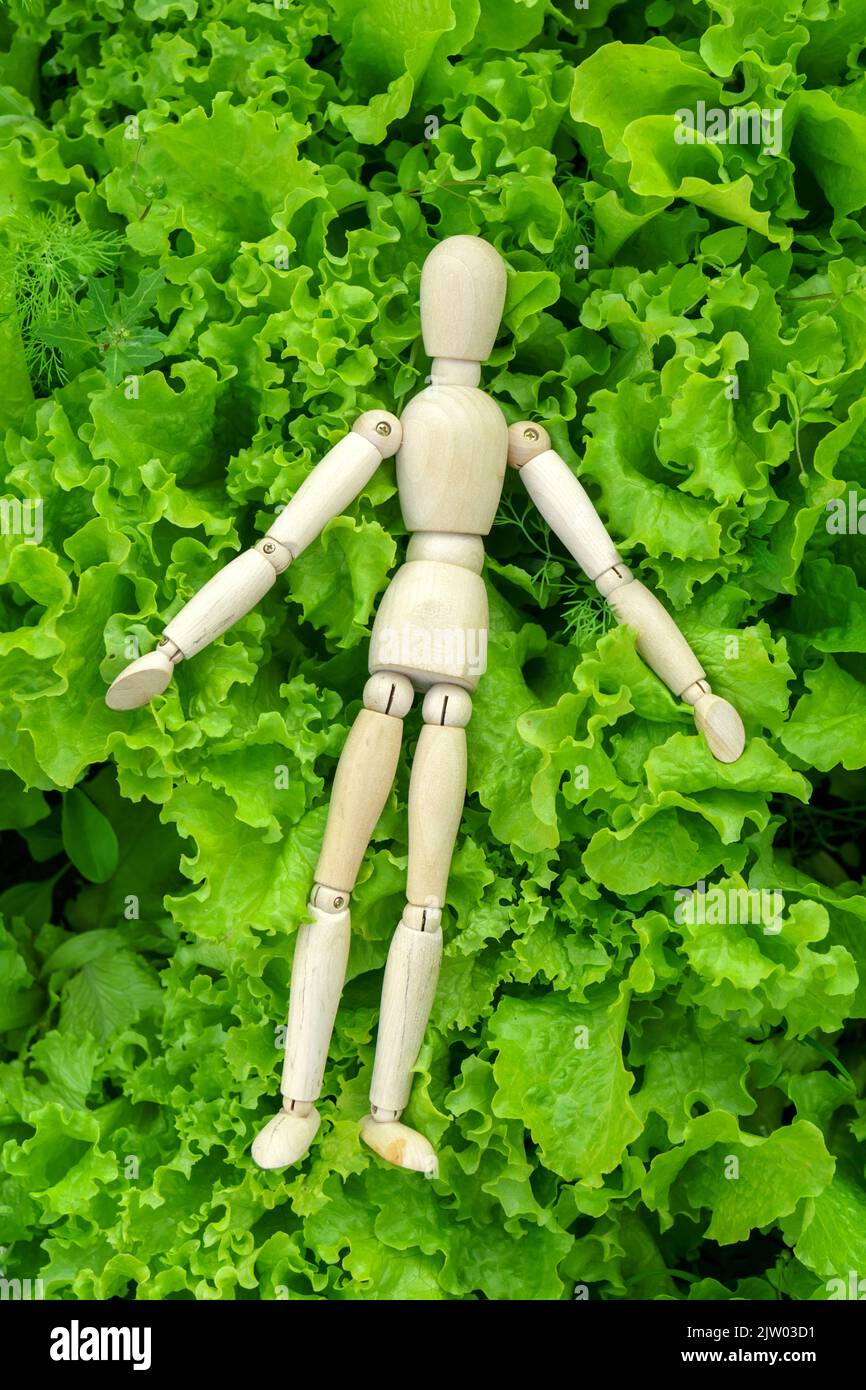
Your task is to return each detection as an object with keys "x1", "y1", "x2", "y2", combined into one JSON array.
[{"x1": 105, "y1": 410, "x2": 401, "y2": 710}]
